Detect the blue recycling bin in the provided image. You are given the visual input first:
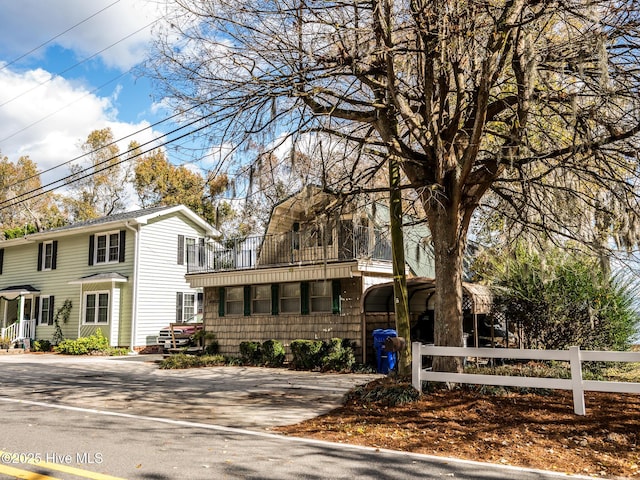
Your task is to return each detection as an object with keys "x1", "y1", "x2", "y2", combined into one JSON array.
[{"x1": 373, "y1": 328, "x2": 397, "y2": 374}]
